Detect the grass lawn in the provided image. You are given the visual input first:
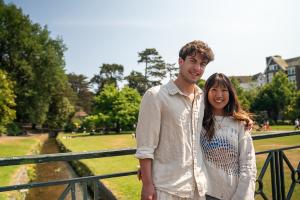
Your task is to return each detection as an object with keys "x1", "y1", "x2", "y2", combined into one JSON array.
[
  {"x1": 57, "y1": 133, "x2": 141, "y2": 200},
  {"x1": 268, "y1": 125, "x2": 296, "y2": 131},
  {"x1": 58, "y1": 131, "x2": 300, "y2": 200},
  {"x1": 252, "y1": 125, "x2": 297, "y2": 135},
  {"x1": 254, "y1": 135, "x2": 300, "y2": 199},
  {"x1": 0, "y1": 135, "x2": 45, "y2": 200}
]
